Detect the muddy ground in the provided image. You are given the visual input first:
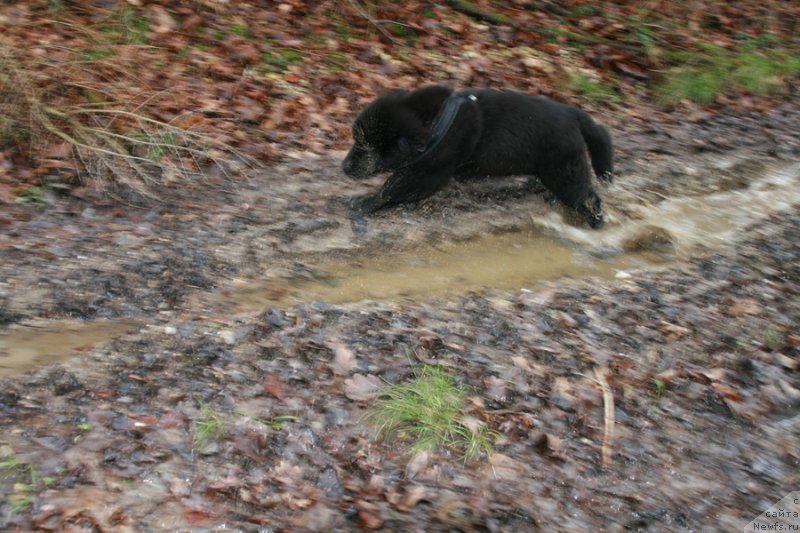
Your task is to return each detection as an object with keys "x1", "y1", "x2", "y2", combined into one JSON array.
[{"x1": 1, "y1": 102, "x2": 799, "y2": 531}]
